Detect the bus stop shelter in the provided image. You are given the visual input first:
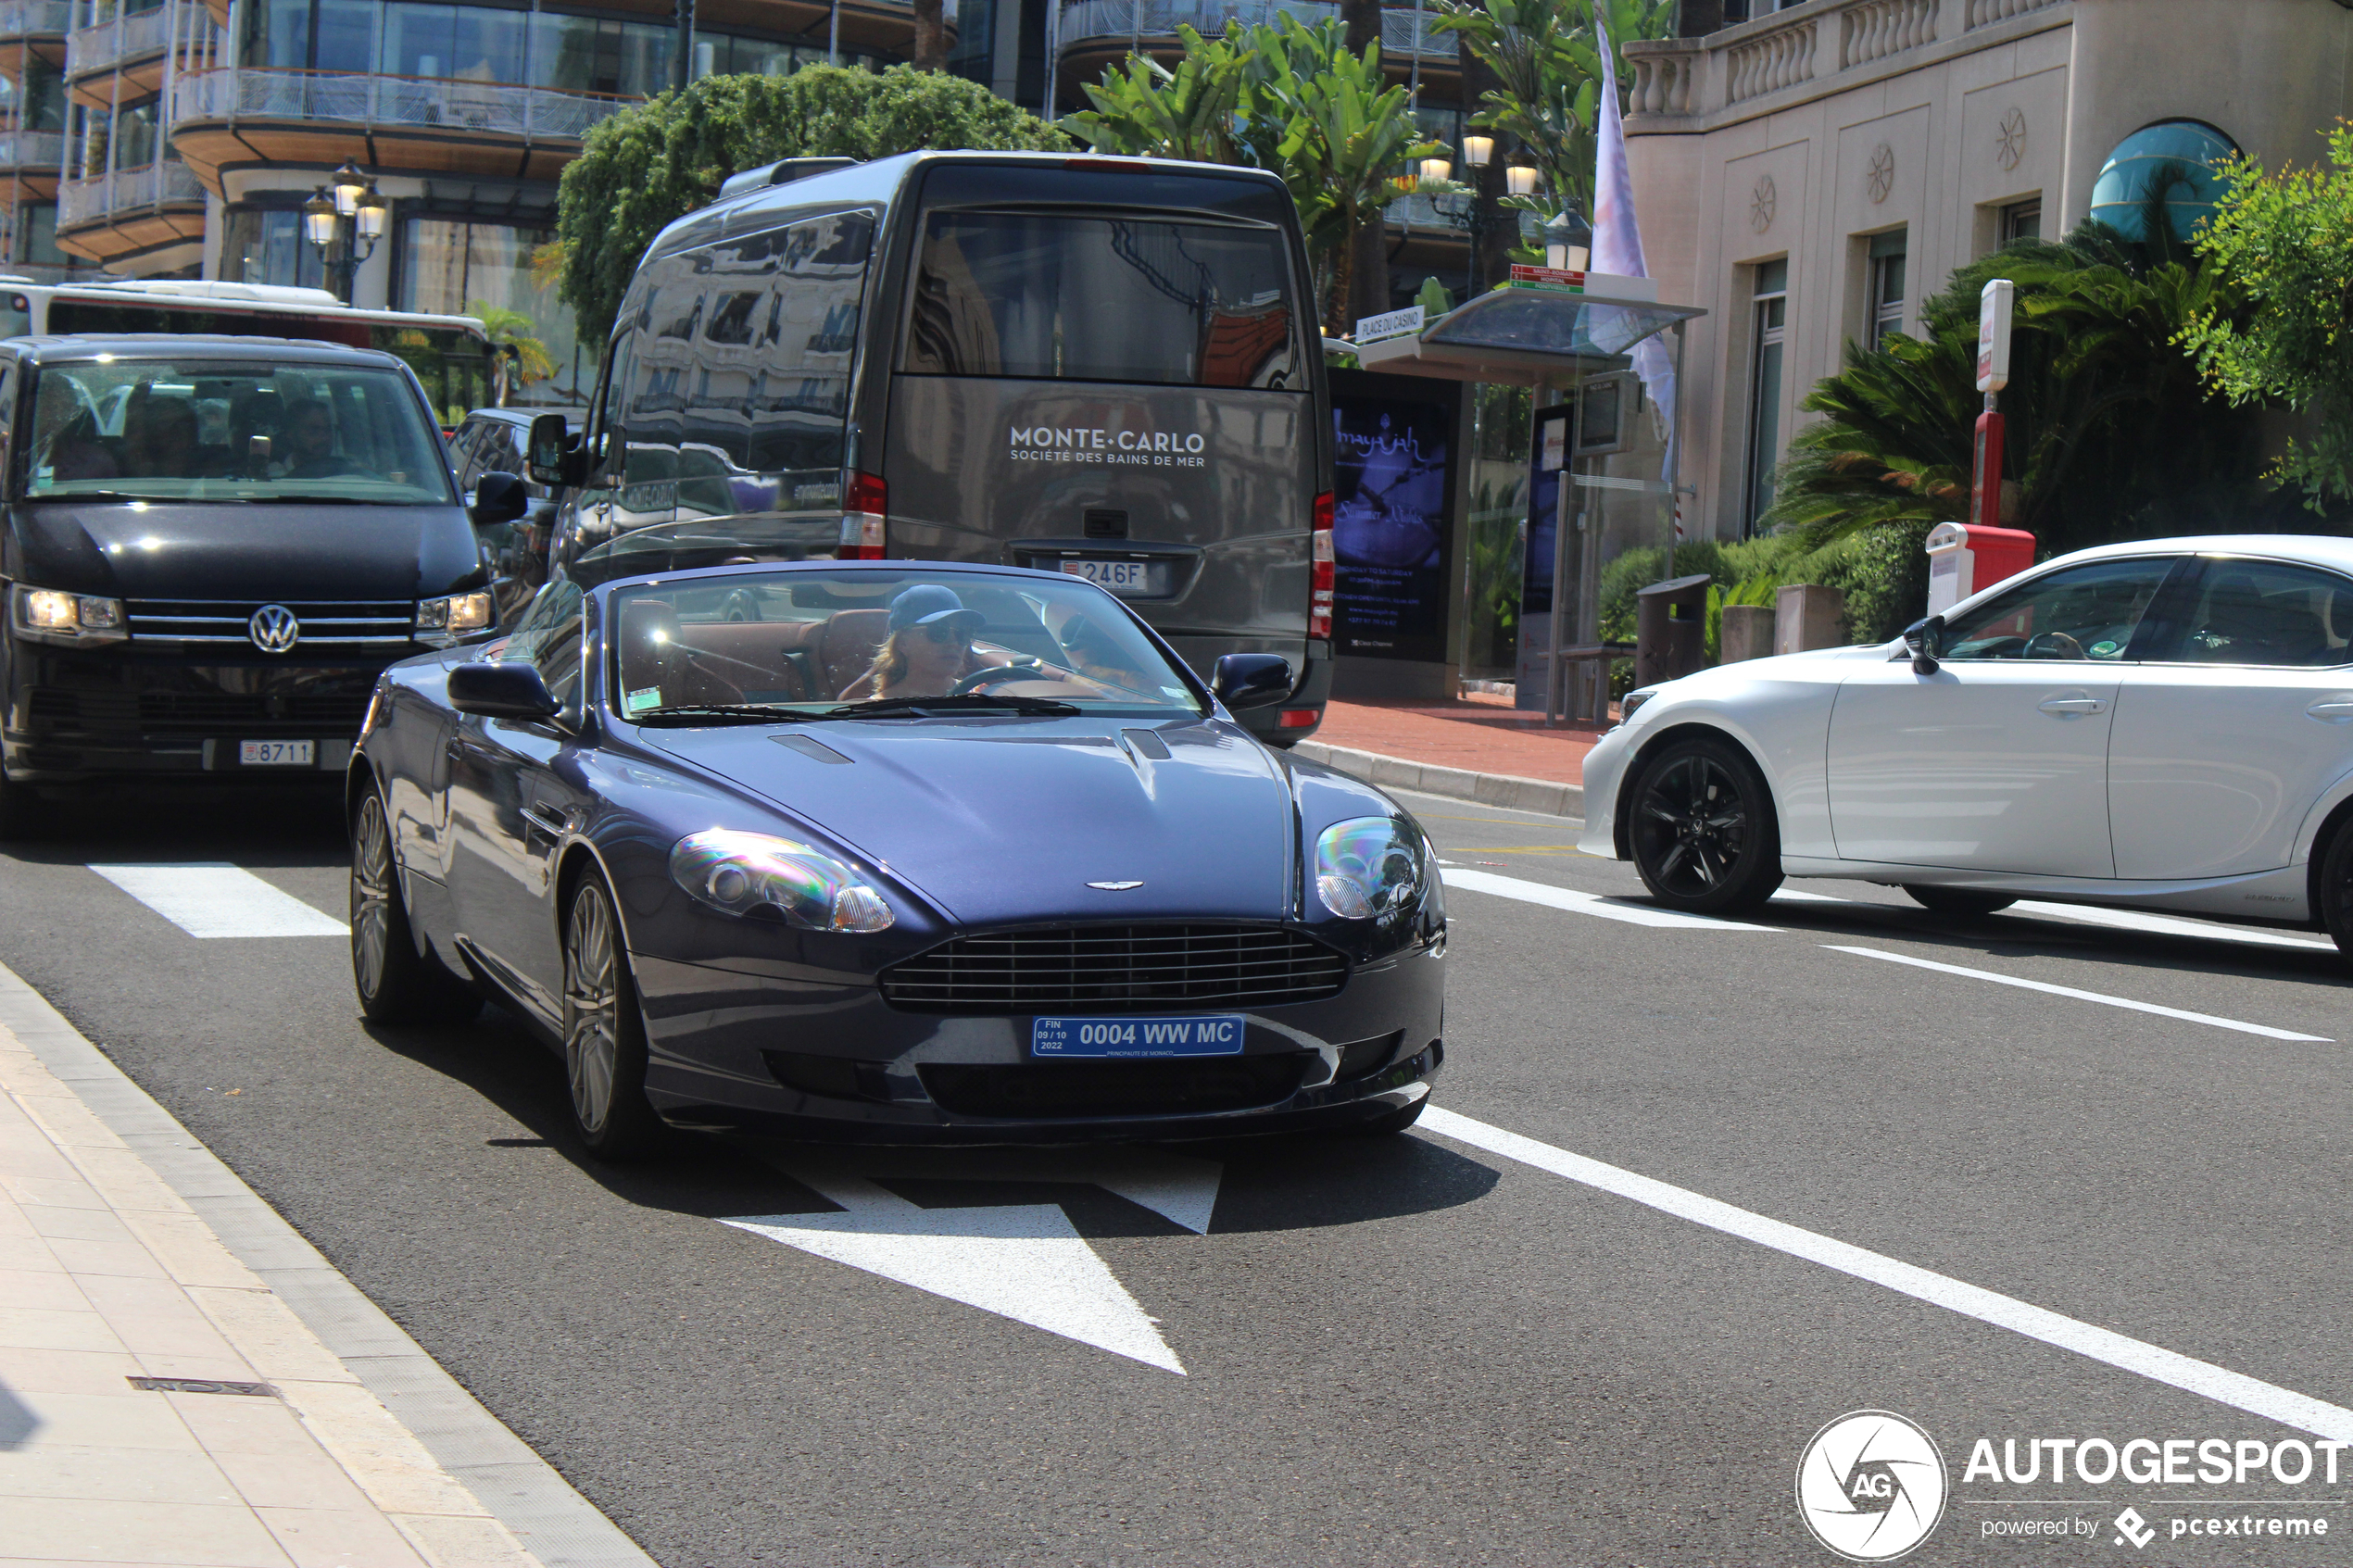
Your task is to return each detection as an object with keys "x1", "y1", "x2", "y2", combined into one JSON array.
[{"x1": 1351, "y1": 283, "x2": 1705, "y2": 725}]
